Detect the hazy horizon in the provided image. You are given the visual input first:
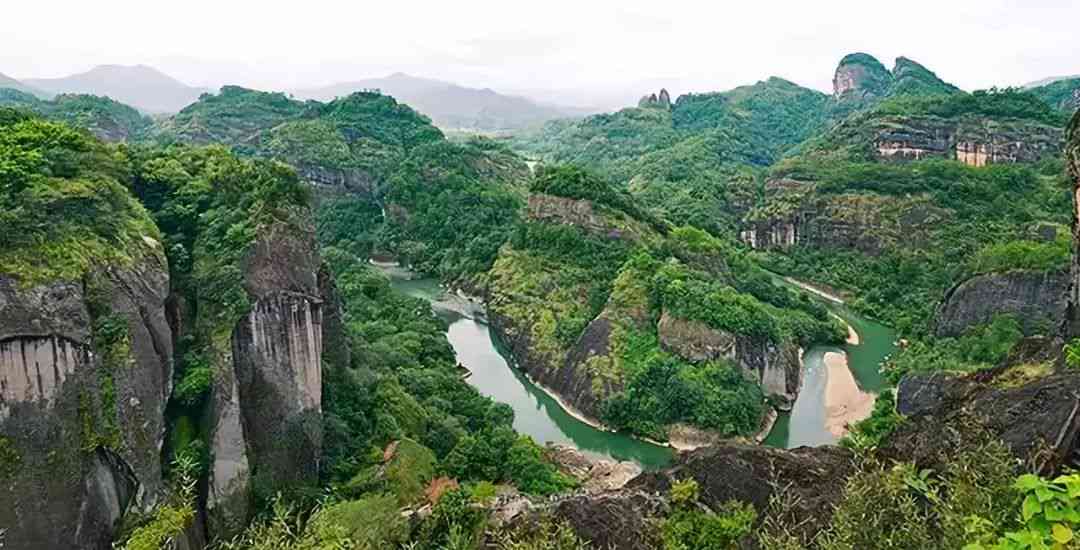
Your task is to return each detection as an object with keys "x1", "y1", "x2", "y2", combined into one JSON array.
[{"x1": 6, "y1": 0, "x2": 1080, "y2": 109}]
